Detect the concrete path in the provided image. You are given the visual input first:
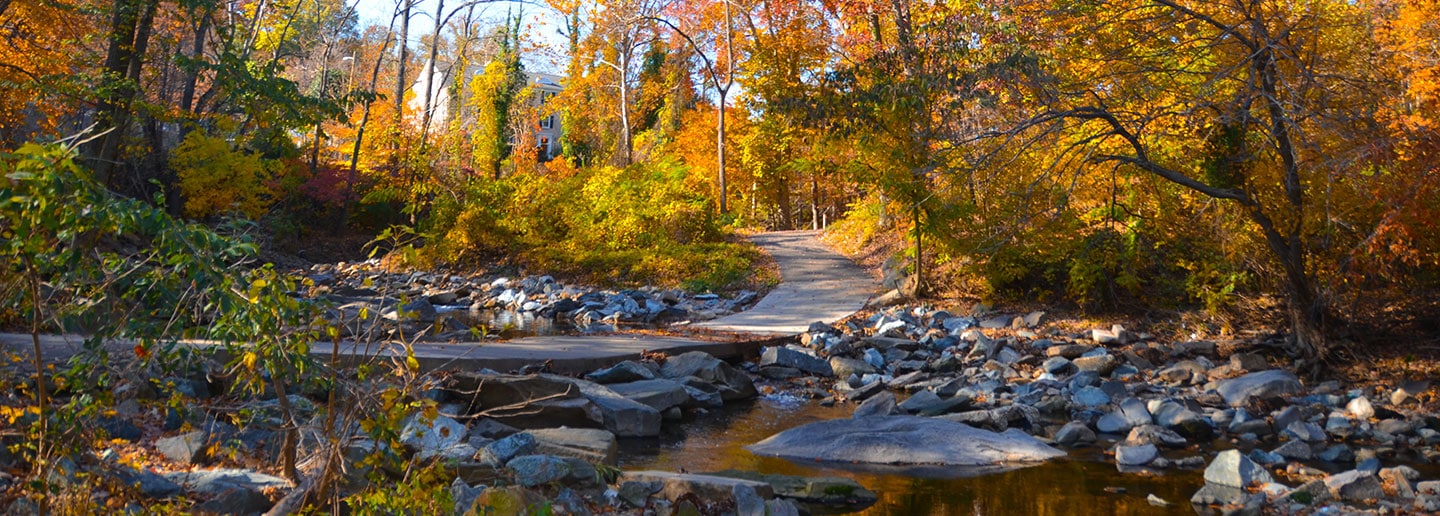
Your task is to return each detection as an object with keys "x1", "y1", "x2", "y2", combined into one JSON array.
[
  {"x1": 691, "y1": 231, "x2": 876, "y2": 336},
  {"x1": 3, "y1": 231, "x2": 876, "y2": 375}
]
